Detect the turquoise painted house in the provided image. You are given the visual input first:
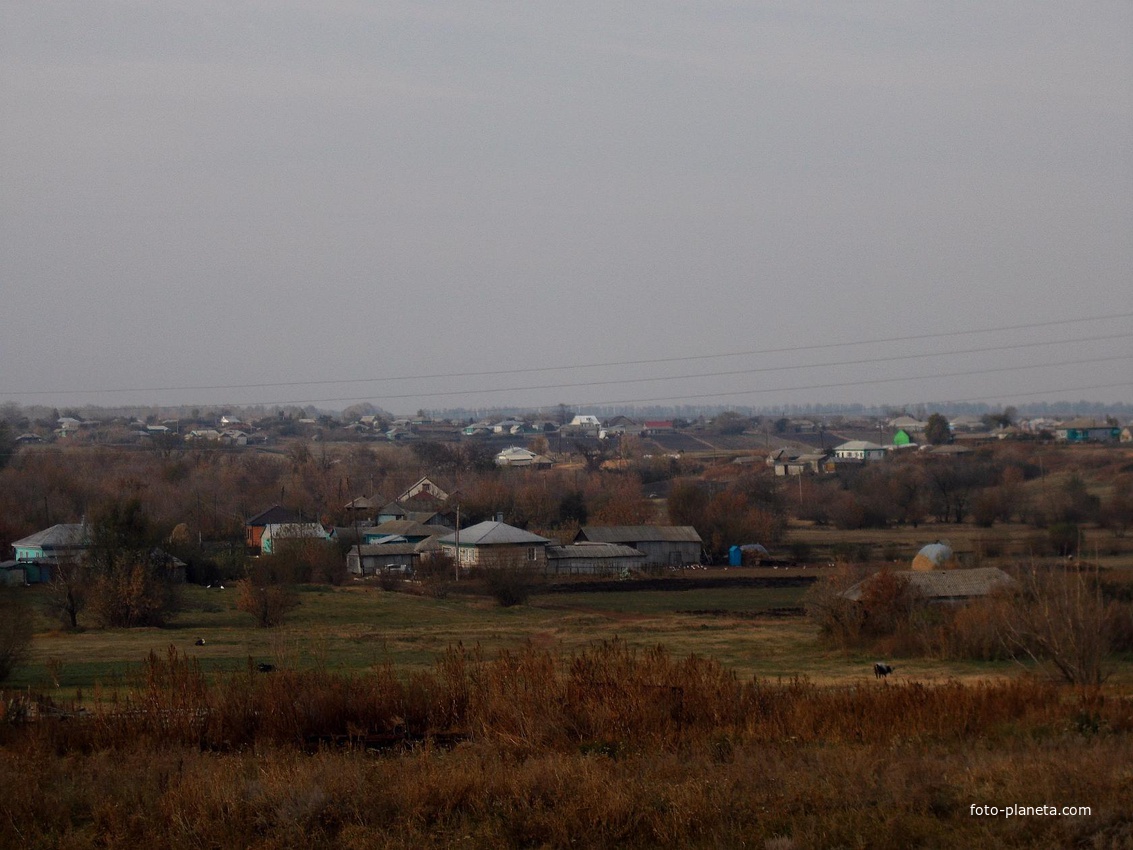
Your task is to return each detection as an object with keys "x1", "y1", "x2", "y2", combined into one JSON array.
[
  {"x1": 1055, "y1": 418, "x2": 1121, "y2": 443},
  {"x1": 11, "y1": 523, "x2": 88, "y2": 583}
]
